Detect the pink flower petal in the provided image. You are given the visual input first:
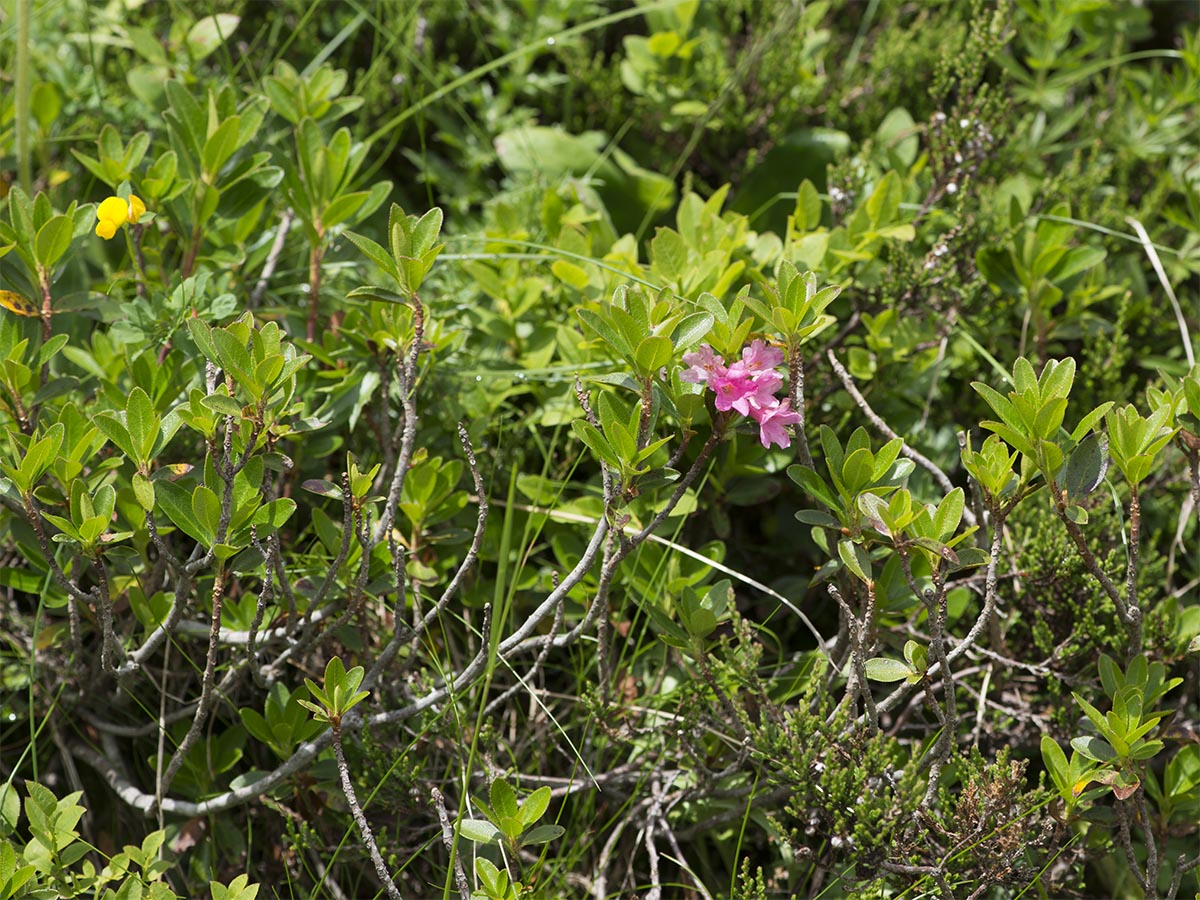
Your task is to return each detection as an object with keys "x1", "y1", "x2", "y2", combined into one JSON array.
[
  {"x1": 680, "y1": 344, "x2": 726, "y2": 384},
  {"x1": 755, "y1": 399, "x2": 802, "y2": 448}
]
